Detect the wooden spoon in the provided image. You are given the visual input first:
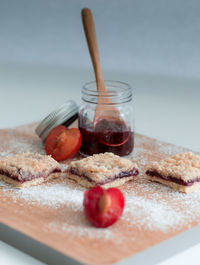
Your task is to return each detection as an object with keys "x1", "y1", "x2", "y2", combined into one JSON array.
[{"x1": 81, "y1": 8, "x2": 121, "y2": 127}]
